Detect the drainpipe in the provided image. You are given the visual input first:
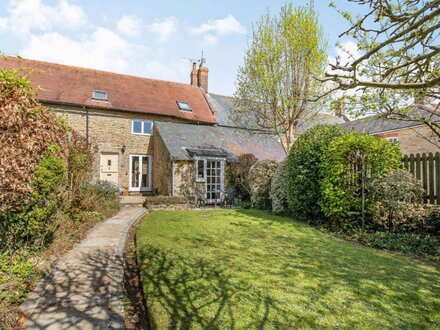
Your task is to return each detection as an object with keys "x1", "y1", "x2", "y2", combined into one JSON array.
[
  {"x1": 84, "y1": 106, "x2": 89, "y2": 143},
  {"x1": 171, "y1": 160, "x2": 175, "y2": 196}
]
